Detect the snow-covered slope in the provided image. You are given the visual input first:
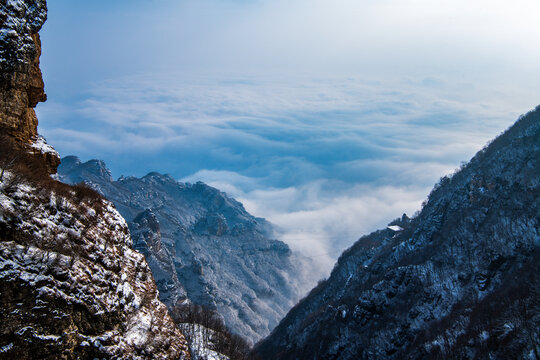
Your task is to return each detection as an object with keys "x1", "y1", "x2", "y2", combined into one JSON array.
[
  {"x1": 178, "y1": 324, "x2": 229, "y2": 360},
  {"x1": 0, "y1": 170, "x2": 190, "y2": 359},
  {"x1": 58, "y1": 160, "x2": 303, "y2": 343},
  {"x1": 255, "y1": 107, "x2": 540, "y2": 359}
]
